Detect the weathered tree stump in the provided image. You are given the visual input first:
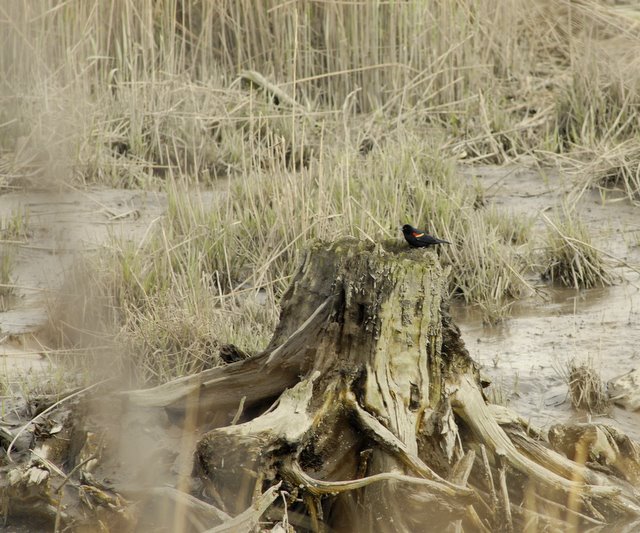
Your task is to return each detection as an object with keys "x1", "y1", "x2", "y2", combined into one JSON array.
[{"x1": 126, "y1": 239, "x2": 640, "y2": 532}]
